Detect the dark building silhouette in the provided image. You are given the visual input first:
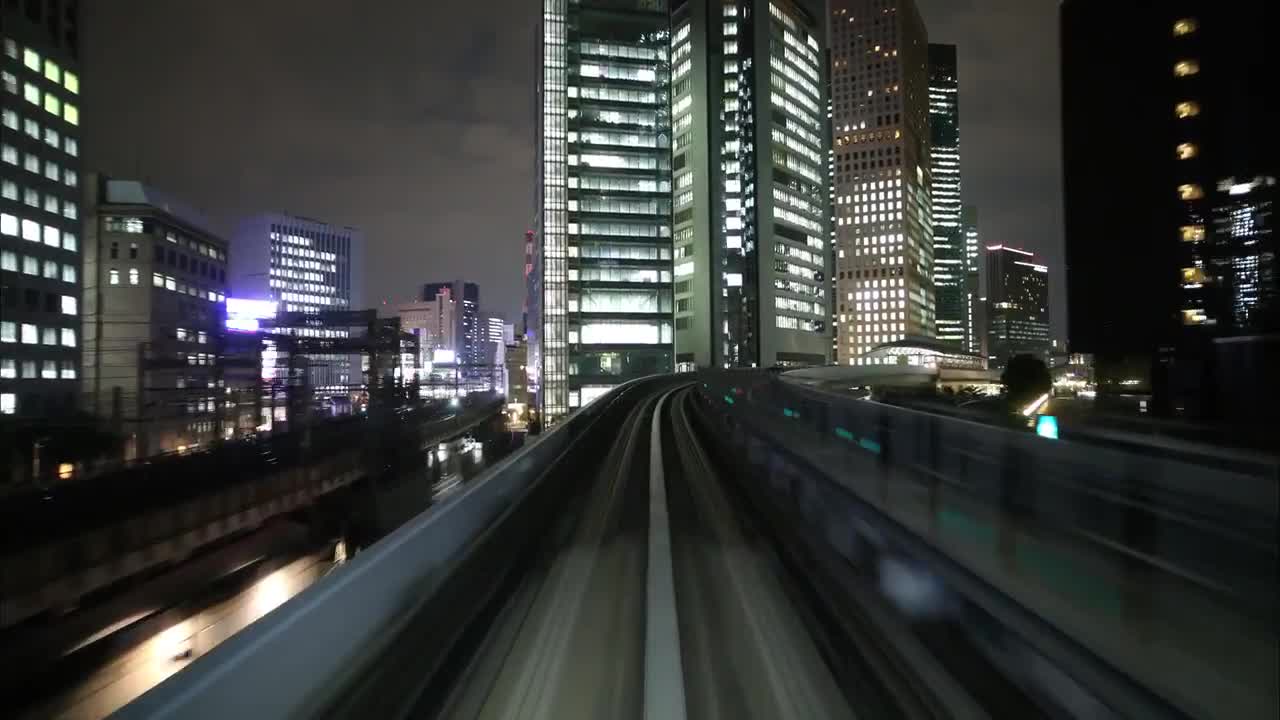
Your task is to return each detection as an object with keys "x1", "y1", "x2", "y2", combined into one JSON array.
[
  {"x1": 1061, "y1": 0, "x2": 1277, "y2": 417},
  {"x1": 985, "y1": 245, "x2": 1050, "y2": 367}
]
